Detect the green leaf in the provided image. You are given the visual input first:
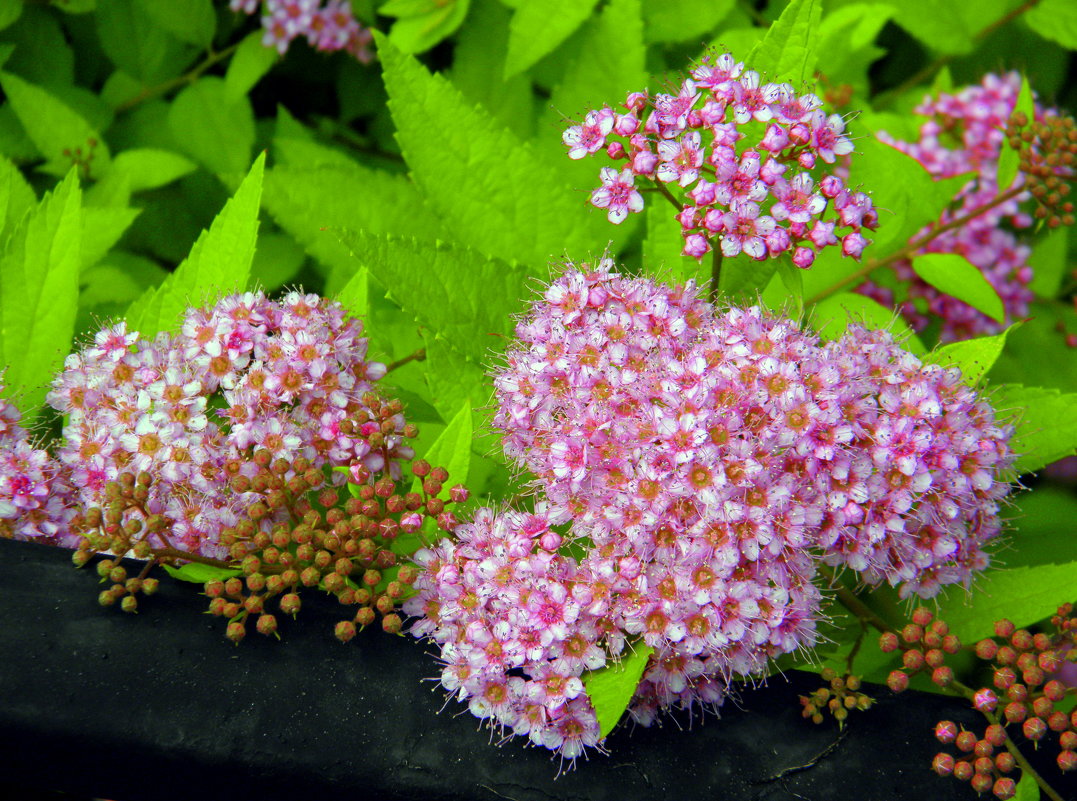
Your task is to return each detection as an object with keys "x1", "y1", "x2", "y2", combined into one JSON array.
[
  {"x1": 815, "y1": 4, "x2": 896, "y2": 97},
  {"x1": 642, "y1": 199, "x2": 703, "y2": 286},
  {"x1": 0, "y1": 154, "x2": 36, "y2": 238},
  {"x1": 1003, "y1": 486, "x2": 1077, "y2": 569},
  {"x1": 106, "y1": 148, "x2": 197, "y2": 193},
  {"x1": 336, "y1": 262, "x2": 369, "y2": 319},
  {"x1": 0, "y1": 70, "x2": 111, "y2": 178},
  {"x1": 421, "y1": 331, "x2": 489, "y2": 419},
  {"x1": 125, "y1": 152, "x2": 264, "y2": 338},
  {"x1": 1012, "y1": 771, "x2": 1040, "y2": 801},
  {"x1": 1028, "y1": 225, "x2": 1068, "y2": 298},
  {"x1": 892, "y1": 0, "x2": 973, "y2": 54},
  {"x1": 937, "y1": 561, "x2": 1077, "y2": 644},
  {"x1": 0, "y1": 0, "x2": 22, "y2": 31},
  {"x1": 168, "y1": 77, "x2": 255, "y2": 180},
  {"x1": 136, "y1": 0, "x2": 215, "y2": 47},
  {"x1": 1025, "y1": 0, "x2": 1077, "y2": 49},
  {"x1": 162, "y1": 562, "x2": 242, "y2": 584},
  {"x1": 224, "y1": 30, "x2": 279, "y2": 101},
  {"x1": 641, "y1": 0, "x2": 733, "y2": 44},
  {"x1": 809, "y1": 291, "x2": 925, "y2": 354},
  {"x1": 748, "y1": 0, "x2": 821, "y2": 84},
  {"x1": 378, "y1": 32, "x2": 611, "y2": 267},
  {"x1": 333, "y1": 228, "x2": 528, "y2": 362},
  {"x1": 250, "y1": 231, "x2": 305, "y2": 292},
  {"x1": 582, "y1": 642, "x2": 654, "y2": 739},
  {"x1": 81, "y1": 205, "x2": 140, "y2": 268},
  {"x1": 991, "y1": 384, "x2": 1077, "y2": 475},
  {"x1": 95, "y1": 0, "x2": 191, "y2": 84},
  {"x1": 717, "y1": 252, "x2": 781, "y2": 304},
  {"x1": 924, "y1": 324, "x2": 1019, "y2": 387},
  {"x1": 910, "y1": 253, "x2": 1005, "y2": 323},
  {"x1": 996, "y1": 75, "x2": 1033, "y2": 191},
  {"x1": 0, "y1": 169, "x2": 81, "y2": 417},
  {"x1": 503, "y1": 0, "x2": 601, "y2": 78},
  {"x1": 381, "y1": 0, "x2": 470, "y2": 54}
]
